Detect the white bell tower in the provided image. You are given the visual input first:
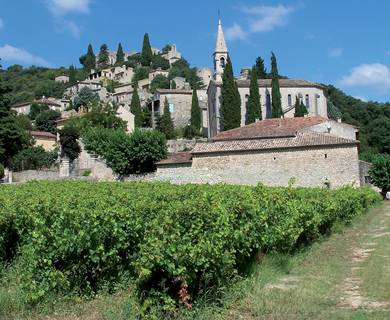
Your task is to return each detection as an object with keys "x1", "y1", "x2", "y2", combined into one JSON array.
[{"x1": 213, "y1": 18, "x2": 228, "y2": 82}]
